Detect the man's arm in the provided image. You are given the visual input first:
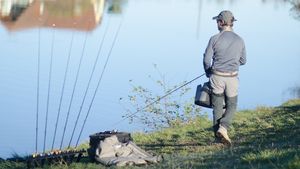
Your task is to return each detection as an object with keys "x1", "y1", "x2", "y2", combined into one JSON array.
[
  {"x1": 239, "y1": 42, "x2": 246, "y2": 65},
  {"x1": 203, "y1": 38, "x2": 214, "y2": 74}
]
